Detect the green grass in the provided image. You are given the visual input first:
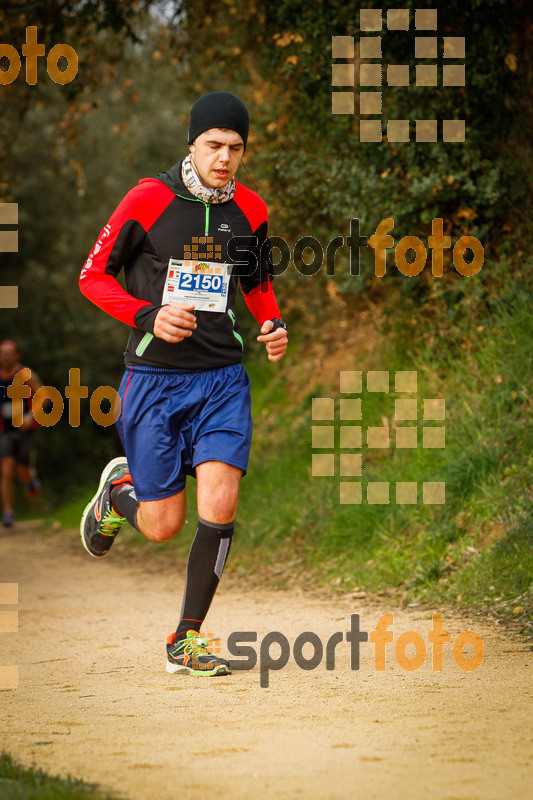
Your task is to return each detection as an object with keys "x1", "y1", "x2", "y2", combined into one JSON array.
[{"x1": 0, "y1": 753, "x2": 123, "y2": 800}]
